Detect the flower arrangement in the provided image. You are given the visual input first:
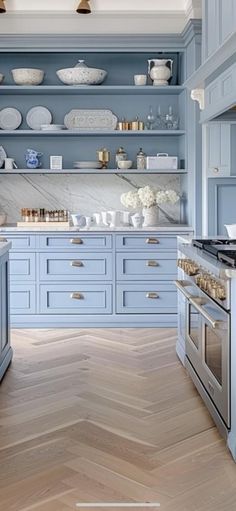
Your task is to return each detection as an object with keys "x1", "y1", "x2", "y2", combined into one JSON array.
[{"x1": 121, "y1": 185, "x2": 179, "y2": 210}]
